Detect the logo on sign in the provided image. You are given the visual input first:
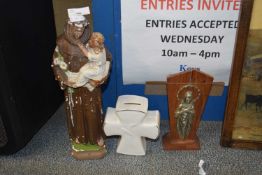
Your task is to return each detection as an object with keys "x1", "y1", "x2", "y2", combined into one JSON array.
[{"x1": 179, "y1": 65, "x2": 200, "y2": 72}]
